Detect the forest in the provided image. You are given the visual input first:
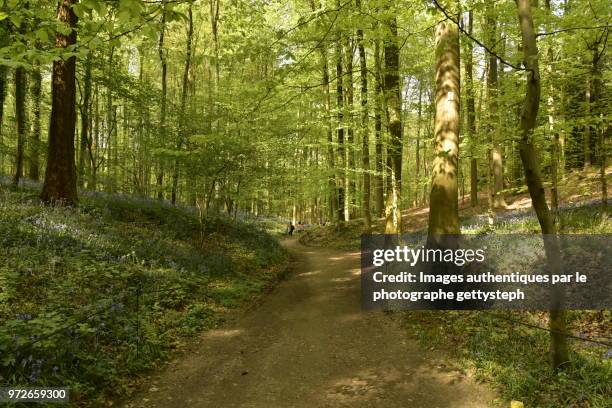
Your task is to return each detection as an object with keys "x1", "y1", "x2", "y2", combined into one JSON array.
[{"x1": 0, "y1": 0, "x2": 610, "y2": 407}]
